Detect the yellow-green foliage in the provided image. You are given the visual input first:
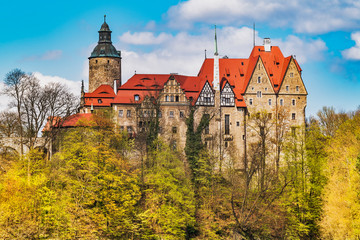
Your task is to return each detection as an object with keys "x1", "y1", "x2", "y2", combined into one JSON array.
[{"x1": 321, "y1": 114, "x2": 360, "y2": 239}]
